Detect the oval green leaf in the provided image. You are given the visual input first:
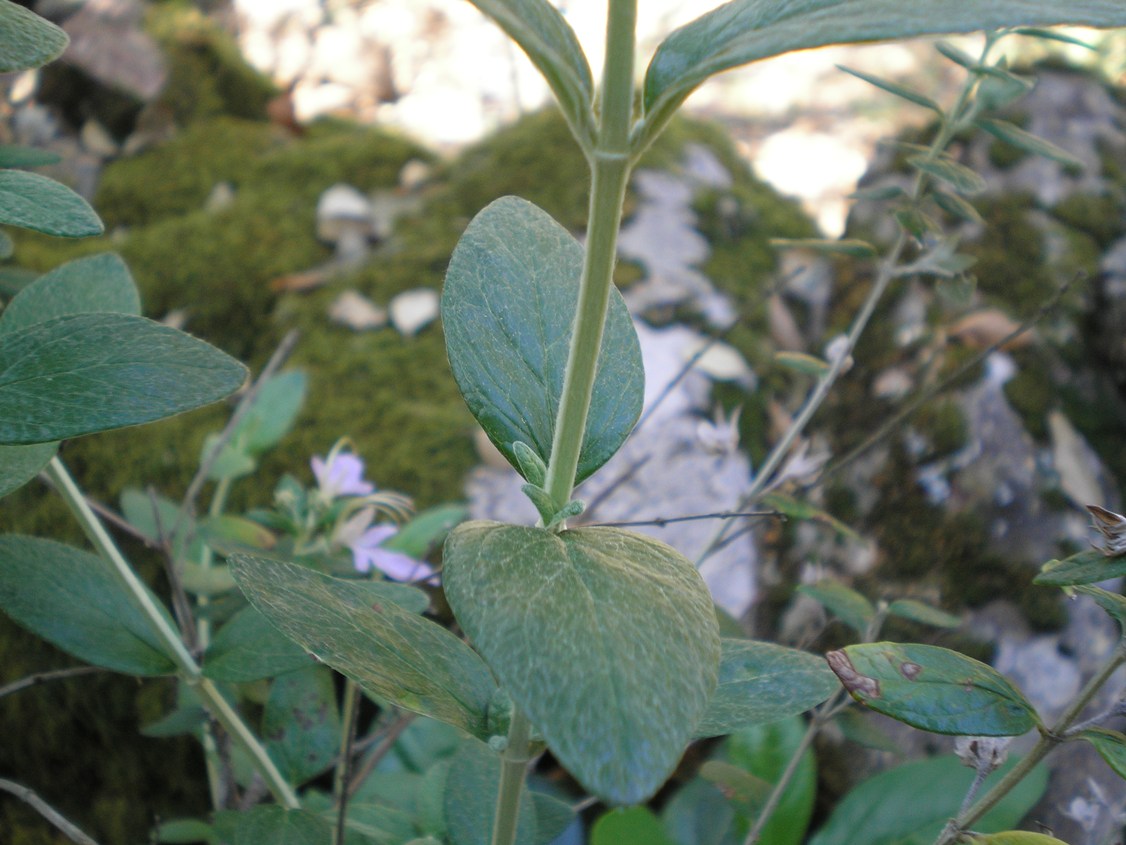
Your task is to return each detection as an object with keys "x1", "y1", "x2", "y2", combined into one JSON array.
[
  {"x1": 465, "y1": 0, "x2": 594, "y2": 146},
  {"x1": 1079, "y1": 727, "x2": 1126, "y2": 781},
  {"x1": 886, "y1": 599, "x2": 962, "y2": 629},
  {"x1": 442, "y1": 196, "x2": 644, "y2": 486},
  {"x1": 443, "y1": 521, "x2": 720, "y2": 804},
  {"x1": 0, "y1": 169, "x2": 102, "y2": 237},
  {"x1": 639, "y1": 2, "x2": 1126, "y2": 153},
  {"x1": 694, "y1": 638, "x2": 840, "y2": 738},
  {"x1": 0, "y1": 535, "x2": 176, "y2": 675},
  {"x1": 591, "y1": 807, "x2": 676, "y2": 845},
  {"x1": 0, "y1": 253, "x2": 140, "y2": 336},
  {"x1": 977, "y1": 118, "x2": 1085, "y2": 168},
  {"x1": 0, "y1": 313, "x2": 248, "y2": 444},
  {"x1": 826, "y1": 642, "x2": 1039, "y2": 736},
  {"x1": 971, "y1": 834, "x2": 1068, "y2": 845},
  {"x1": 808, "y1": 754, "x2": 1048, "y2": 845},
  {"x1": 0, "y1": 145, "x2": 62, "y2": 168},
  {"x1": 797, "y1": 580, "x2": 875, "y2": 635},
  {"x1": 202, "y1": 604, "x2": 313, "y2": 683},
  {"x1": 0, "y1": 0, "x2": 68, "y2": 72},
  {"x1": 1034, "y1": 549, "x2": 1126, "y2": 586},
  {"x1": 230, "y1": 552, "x2": 497, "y2": 739},
  {"x1": 264, "y1": 666, "x2": 341, "y2": 786},
  {"x1": 0, "y1": 441, "x2": 57, "y2": 499}
]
